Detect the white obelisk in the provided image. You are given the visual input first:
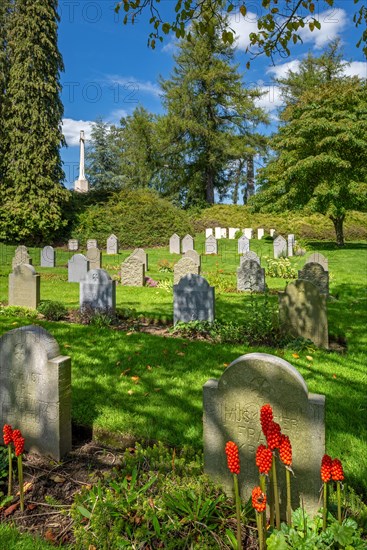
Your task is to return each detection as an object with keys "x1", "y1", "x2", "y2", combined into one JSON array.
[{"x1": 74, "y1": 130, "x2": 89, "y2": 193}]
